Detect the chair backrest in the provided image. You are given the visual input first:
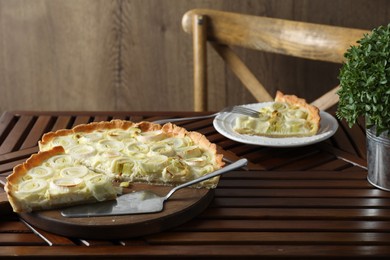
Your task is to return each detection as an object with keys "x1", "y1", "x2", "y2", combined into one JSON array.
[{"x1": 182, "y1": 9, "x2": 369, "y2": 111}]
